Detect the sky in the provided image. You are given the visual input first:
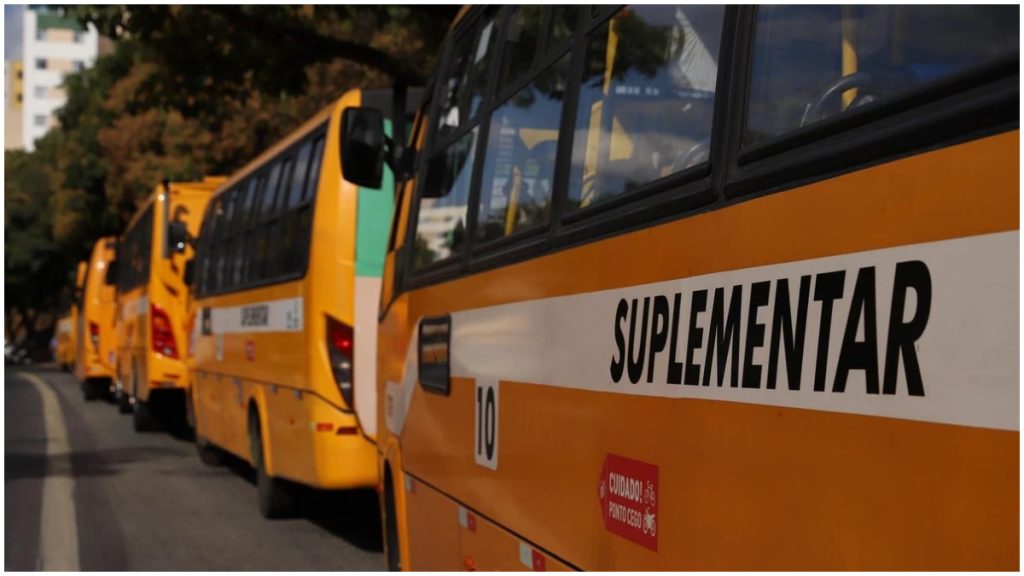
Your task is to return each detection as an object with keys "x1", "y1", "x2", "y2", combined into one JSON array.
[{"x1": 5, "y1": 5, "x2": 23, "y2": 60}]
